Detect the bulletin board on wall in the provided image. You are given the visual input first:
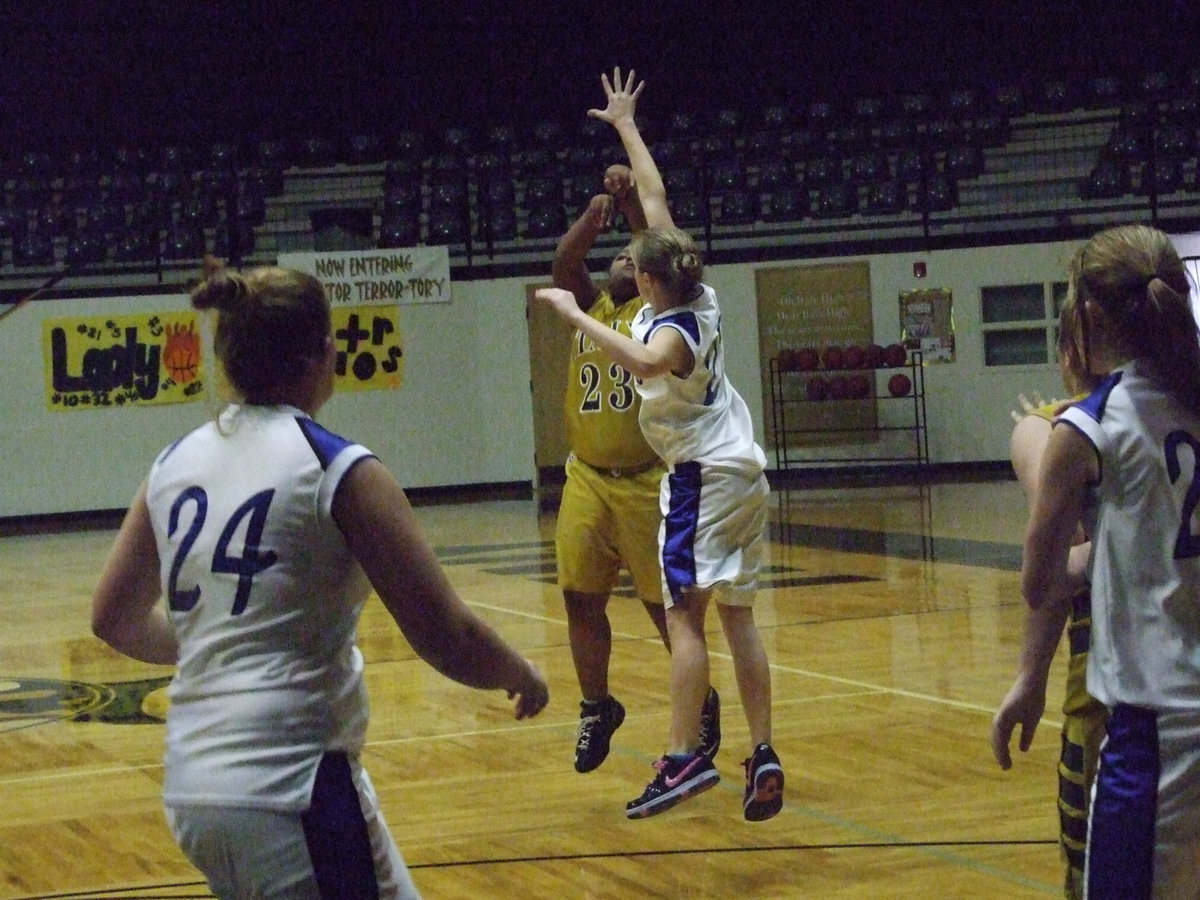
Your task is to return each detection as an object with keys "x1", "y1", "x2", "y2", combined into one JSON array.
[
  {"x1": 900, "y1": 287, "x2": 955, "y2": 362},
  {"x1": 755, "y1": 261, "x2": 876, "y2": 448}
]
